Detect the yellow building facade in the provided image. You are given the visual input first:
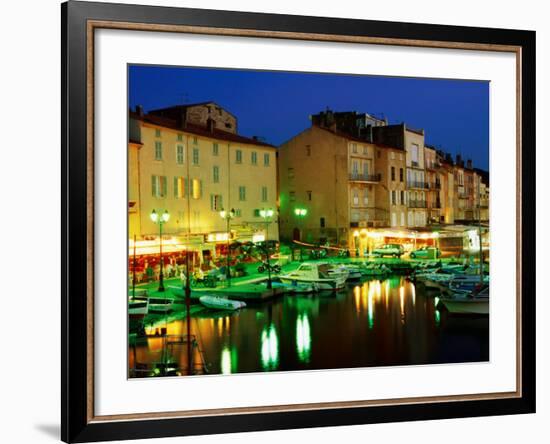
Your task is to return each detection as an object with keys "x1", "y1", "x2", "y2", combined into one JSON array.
[{"x1": 128, "y1": 109, "x2": 278, "y2": 259}]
